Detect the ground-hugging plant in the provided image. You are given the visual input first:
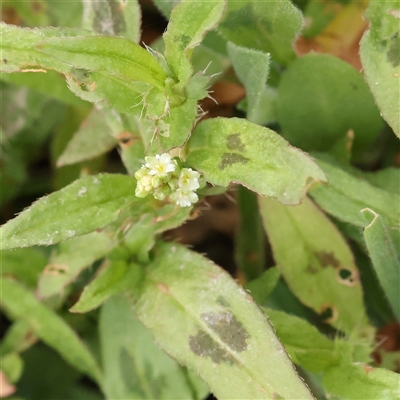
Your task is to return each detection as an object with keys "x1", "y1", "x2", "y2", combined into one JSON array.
[{"x1": 1, "y1": 0, "x2": 399, "y2": 399}]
